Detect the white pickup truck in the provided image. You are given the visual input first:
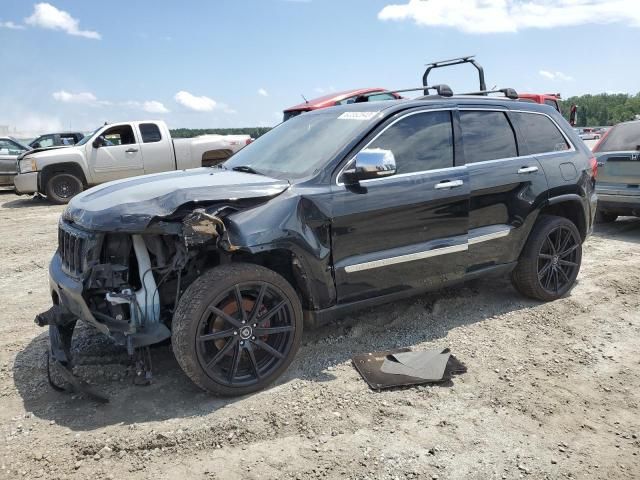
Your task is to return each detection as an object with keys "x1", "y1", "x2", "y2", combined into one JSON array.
[{"x1": 14, "y1": 120, "x2": 251, "y2": 203}]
